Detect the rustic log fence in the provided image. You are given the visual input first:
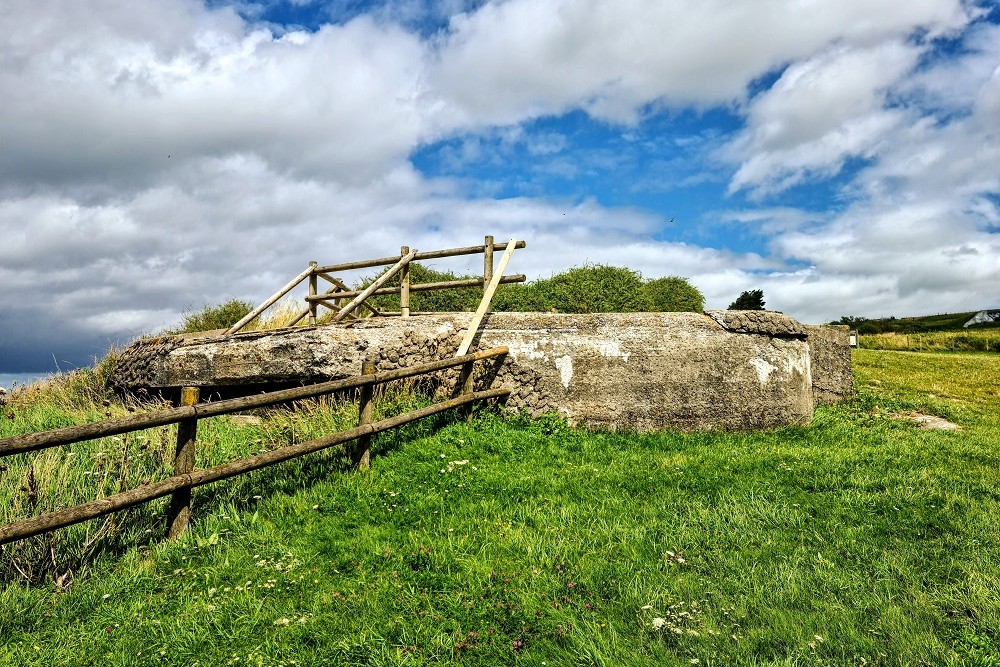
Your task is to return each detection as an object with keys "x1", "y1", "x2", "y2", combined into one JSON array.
[
  {"x1": 0, "y1": 347, "x2": 510, "y2": 546},
  {"x1": 226, "y1": 236, "x2": 526, "y2": 335}
]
